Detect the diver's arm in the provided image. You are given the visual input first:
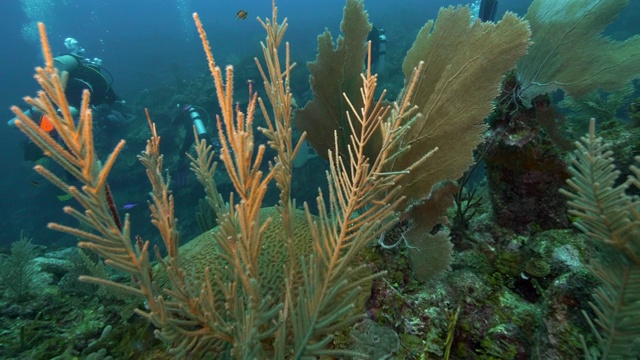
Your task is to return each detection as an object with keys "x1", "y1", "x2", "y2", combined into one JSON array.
[
  {"x1": 8, "y1": 106, "x2": 78, "y2": 127},
  {"x1": 7, "y1": 107, "x2": 39, "y2": 127}
]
